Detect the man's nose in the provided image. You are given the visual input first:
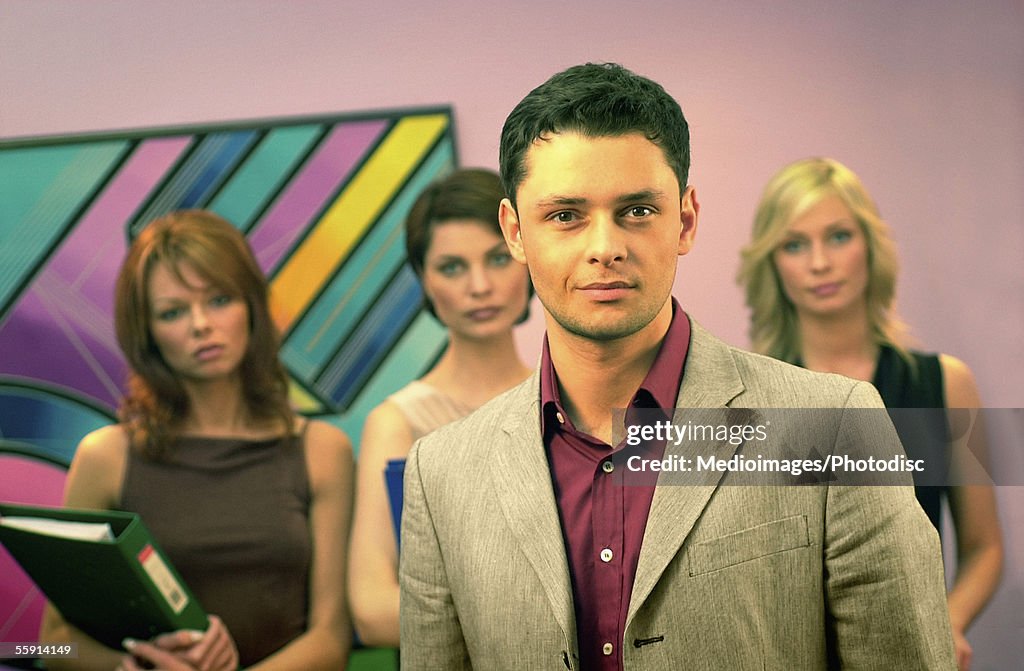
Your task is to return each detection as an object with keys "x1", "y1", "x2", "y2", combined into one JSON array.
[{"x1": 586, "y1": 214, "x2": 627, "y2": 266}]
